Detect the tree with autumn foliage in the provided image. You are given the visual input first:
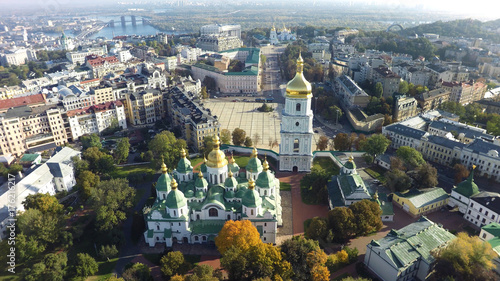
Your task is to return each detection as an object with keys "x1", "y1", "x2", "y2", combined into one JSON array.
[
  {"x1": 453, "y1": 163, "x2": 470, "y2": 184},
  {"x1": 215, "y1": 220, "x2": 261, "y2": 254},
  {"x1": 430, "y1": 232, "x2": 497, "y2": 281},
  {"x1": 217, "y1": 220, "x2": 292, "y2": 280},
  {"x1": 307, "y1": 249, "x2": 330, "y2": 281}
]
